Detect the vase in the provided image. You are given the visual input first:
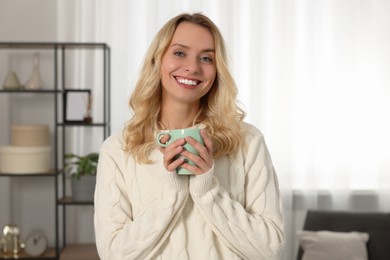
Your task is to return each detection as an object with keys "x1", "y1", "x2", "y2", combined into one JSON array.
[
  {"x1": 2, "y1": 71, "x2": 22, "y2": 90},
  {"x1": 83, "y1": 109, "x2": 93, "y2": 123},
  {"x1": 25, "y1": 53, "x2": 43, "y2": 90},
  {"x1": 71, "y1": 175, "x2": 96, "y2": 201}
]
